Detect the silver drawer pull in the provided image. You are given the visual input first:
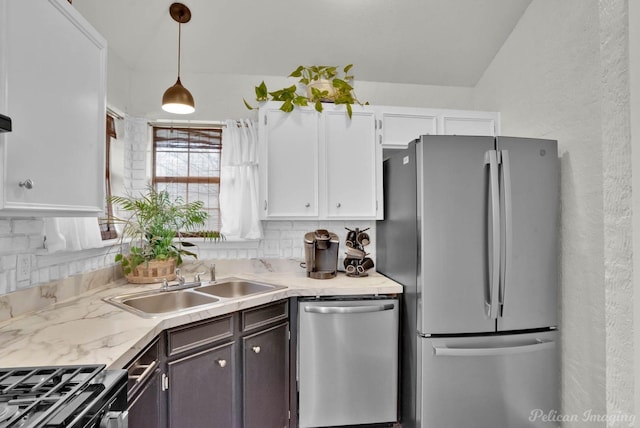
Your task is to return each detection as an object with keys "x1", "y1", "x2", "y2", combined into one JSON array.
[
  {"x1": 128, "y1": 361, "x2": 157, "y2": 384},
  {"x1": 252, "y1": 346, "x2": 261, "y2": 354},
  {"x1": 216, "y1": 359, "x2": 227, "y2": 368}
]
